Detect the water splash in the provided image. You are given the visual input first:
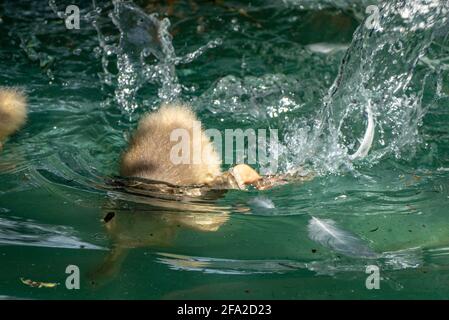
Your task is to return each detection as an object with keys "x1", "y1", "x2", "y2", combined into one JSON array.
[
  {"x1": 91, "y1": 0, "x2": 221, "y2": 112},
  {"x1": 283, "y1": 0, "x2": 449, "y2": 174}
]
